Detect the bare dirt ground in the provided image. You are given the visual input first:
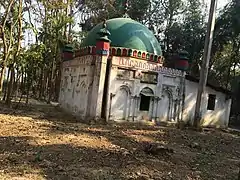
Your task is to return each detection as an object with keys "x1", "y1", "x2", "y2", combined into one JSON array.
[{"x1": 0, "y1": 102, "x2": 239, "y2": 180}]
